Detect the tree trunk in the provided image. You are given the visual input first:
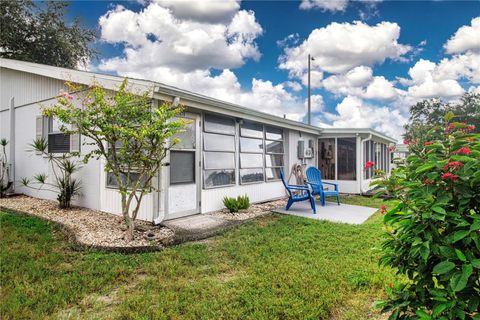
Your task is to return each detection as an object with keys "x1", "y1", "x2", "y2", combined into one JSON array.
[{"x1": 121, "y1": 193, "x2": 135, "y2": 242}]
